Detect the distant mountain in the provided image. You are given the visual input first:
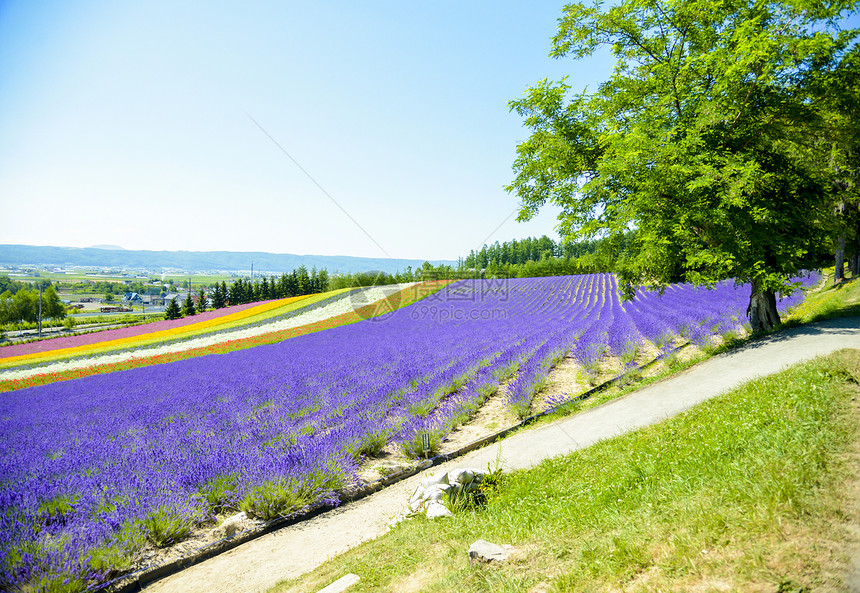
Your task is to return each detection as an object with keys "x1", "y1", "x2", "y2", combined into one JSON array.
[
  {"x1": 87, "y1": 244, "x2": 126, "y2": 250},
  {"x1": 0, "y1": 245, "x2": 455, "y2": 275}
]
